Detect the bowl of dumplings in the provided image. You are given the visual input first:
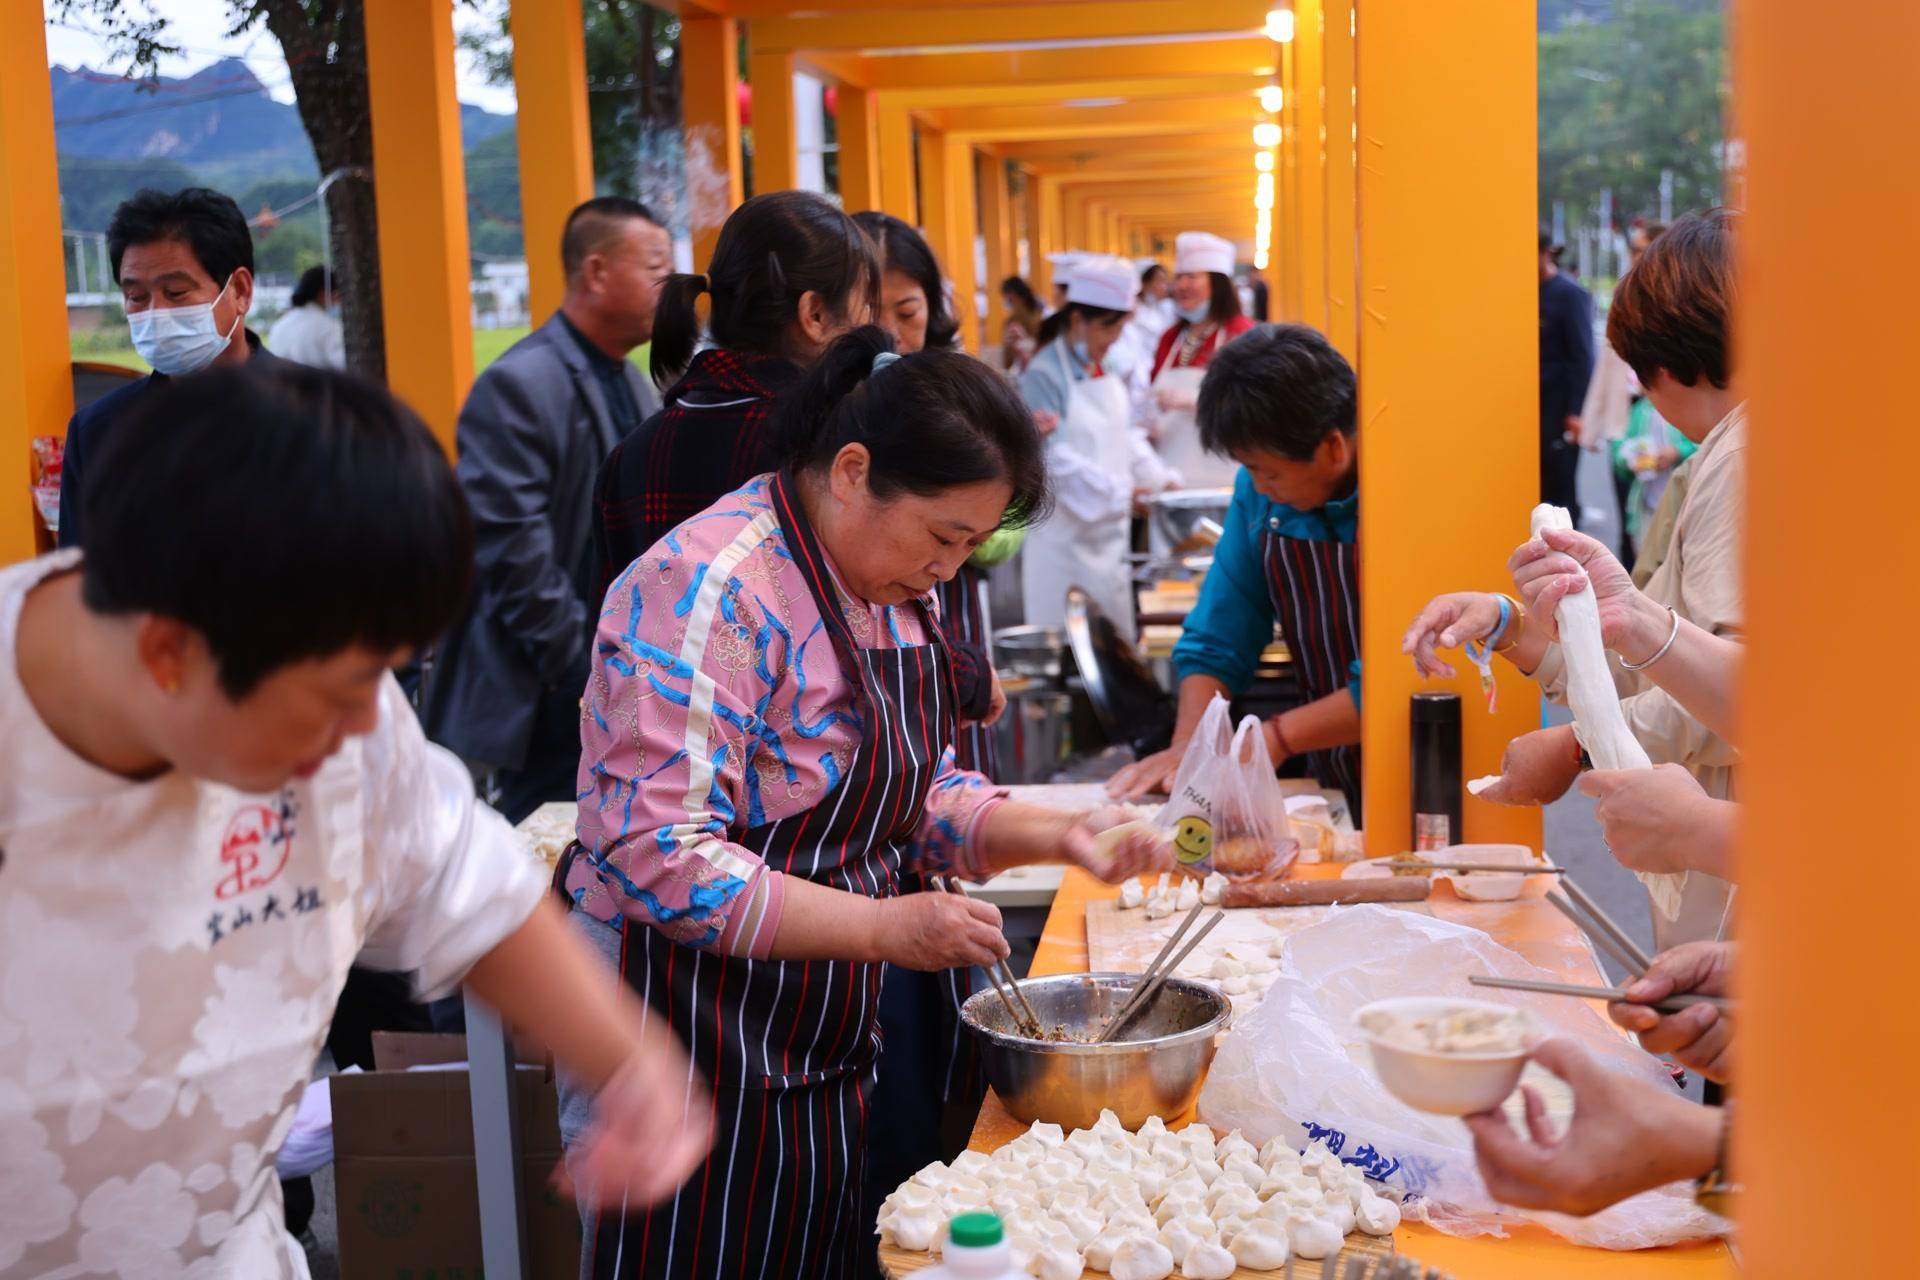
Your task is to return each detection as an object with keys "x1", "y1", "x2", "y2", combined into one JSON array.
[{"x1": 961, "y1": 972, "x2": 1231, "y2": 1132}]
